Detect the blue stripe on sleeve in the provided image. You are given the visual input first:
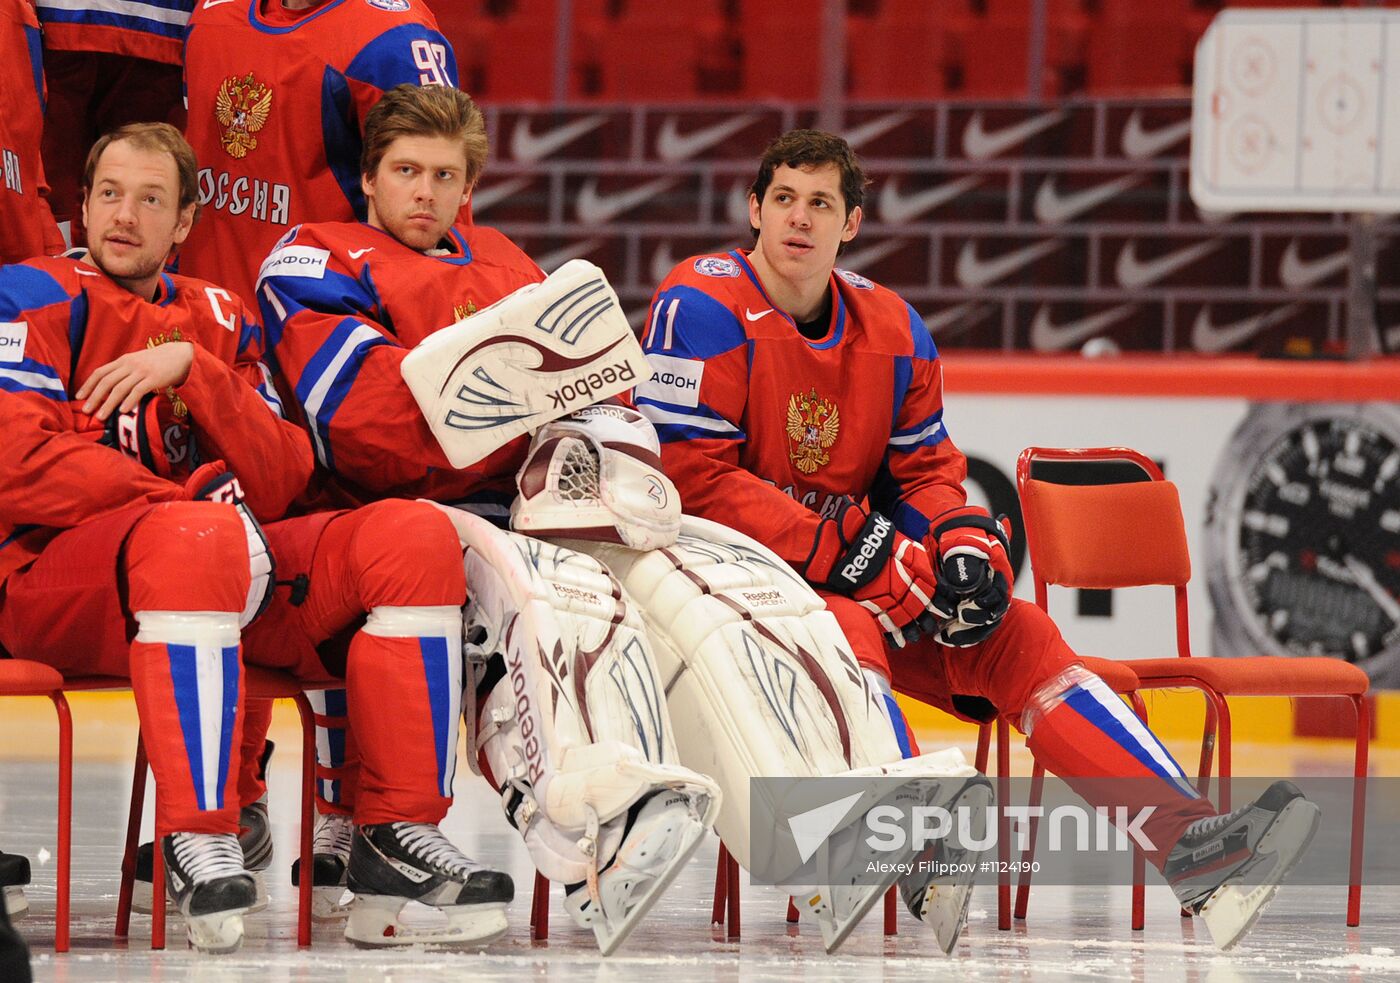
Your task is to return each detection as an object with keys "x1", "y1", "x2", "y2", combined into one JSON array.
[
  {"x1": 319, "y1": 68, "x2": 368, "y2": 219},
  {"x1": 343, "y1": 24, "x2": 459, "y2": 90},
  {"x1": 644, "y1": 285, "x2": 747, "y2": 361},
  {"x1": 0, "y1": 265, "x2": 71, "y2": 319}
]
